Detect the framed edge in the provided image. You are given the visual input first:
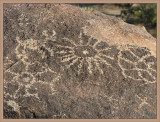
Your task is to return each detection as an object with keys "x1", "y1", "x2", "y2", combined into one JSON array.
[
  {"x1": 0, "y1": 0, "x2": 3, "y2": 122},
  {"x1": 0, "y1": 0, "x2": 159, "y2": 3},
  {"x1": 0, "y1": 0, "x2": 159, "y2": 122},
  {"x1": 157, "y1": 0, "x2": 160, "y2": 121}
]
